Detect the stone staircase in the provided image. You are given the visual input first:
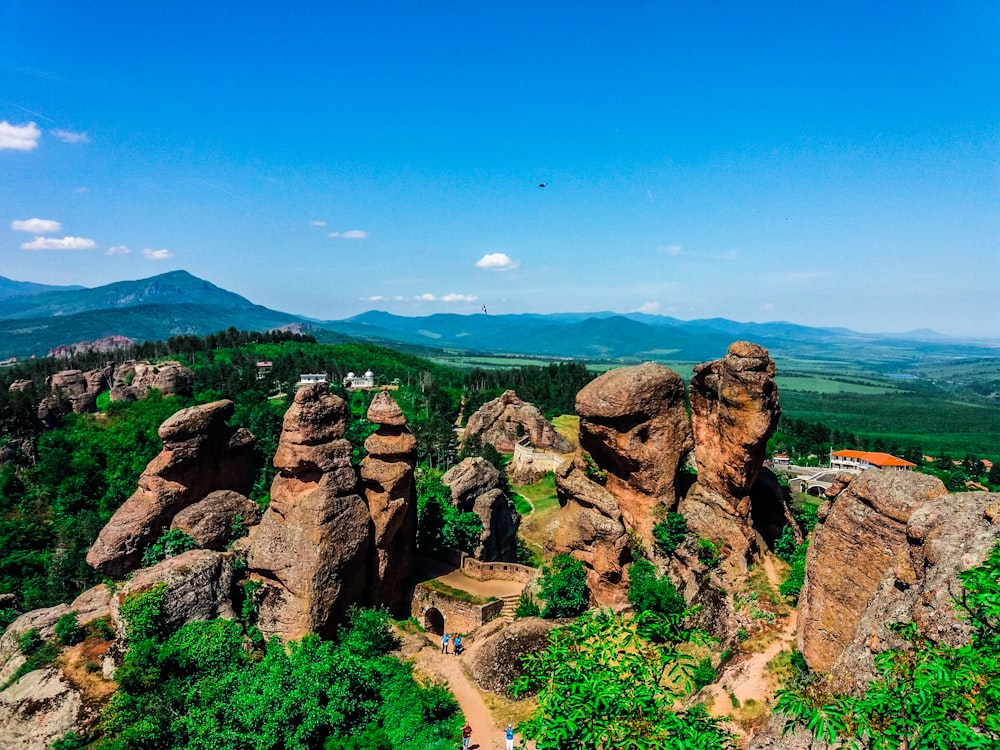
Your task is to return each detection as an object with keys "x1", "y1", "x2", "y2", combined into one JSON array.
[{"x1": 499, "y1": 594, "x2": 520, "y2": 622}]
